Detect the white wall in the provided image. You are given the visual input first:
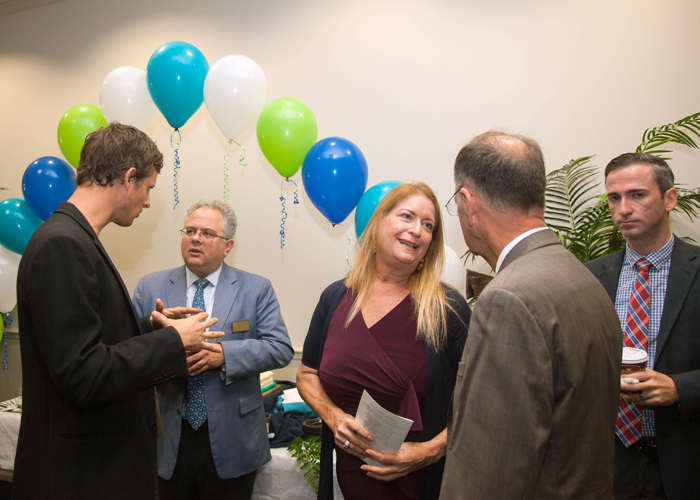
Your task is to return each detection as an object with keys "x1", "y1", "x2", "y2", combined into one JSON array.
[{"x1": 1, "y1": 0, "x2": 699, "y2": 365}]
